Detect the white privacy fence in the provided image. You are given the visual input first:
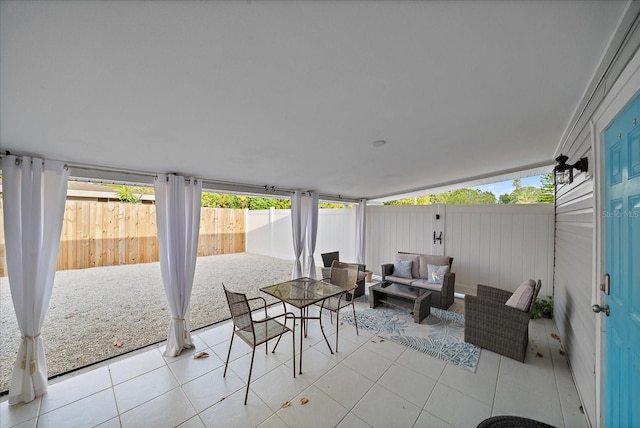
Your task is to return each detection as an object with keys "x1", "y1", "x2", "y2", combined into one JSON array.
[
  {"x1": 246, "y1": 207, "x2": 357, "y2": 268},
  {"x1": 247, "y1": 204, "x2": 554, "y2": 297}
]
